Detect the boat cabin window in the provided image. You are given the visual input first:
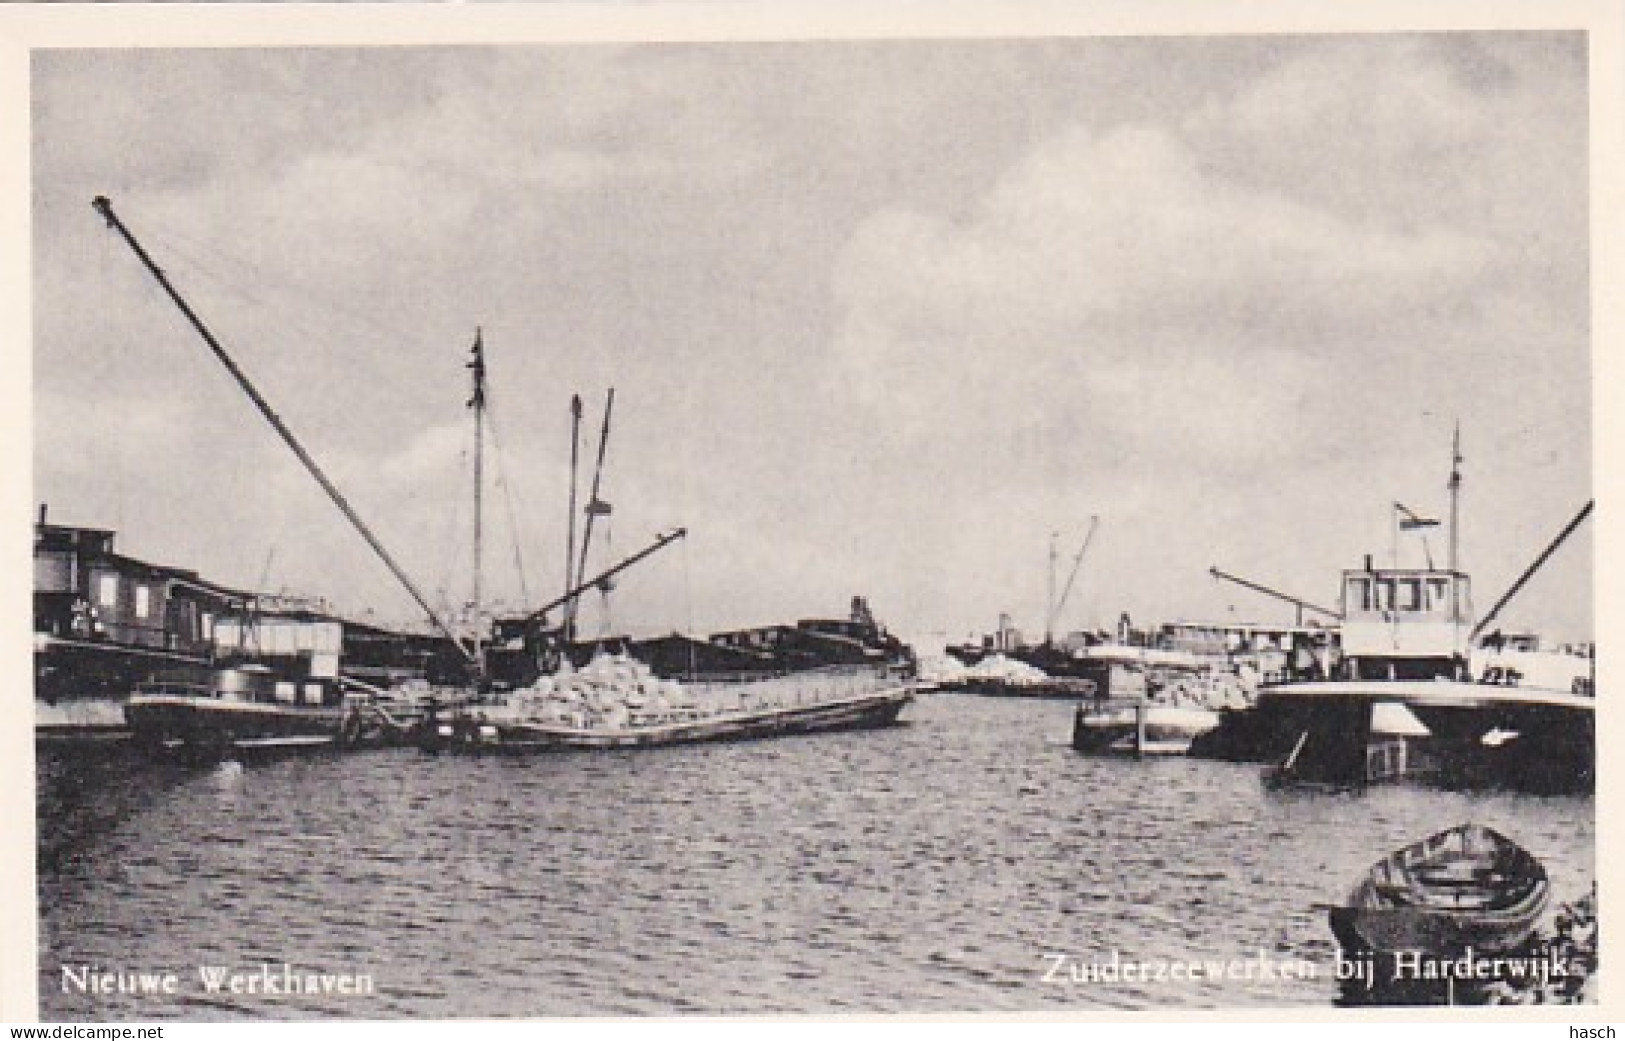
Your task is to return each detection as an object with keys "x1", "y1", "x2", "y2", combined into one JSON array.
[
  {"x1": 275, "y1": 681, "x2": 297, "y2": 704},
  {"x1": 135, "y1": 585, "x2": 151, "y2": 619},
  {"x1": 303, "y1": 683, "x2": 324, "y2": 706},
  {"x1": 97, "y1": 573, "x2": 119, "y2": 608},
  {"x1": 1346, "y1": 571, "x2": 1466, "y2": 618},
  {"x1": 1345, "y1": 569, "x2": 1469, "y2": 621}
]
